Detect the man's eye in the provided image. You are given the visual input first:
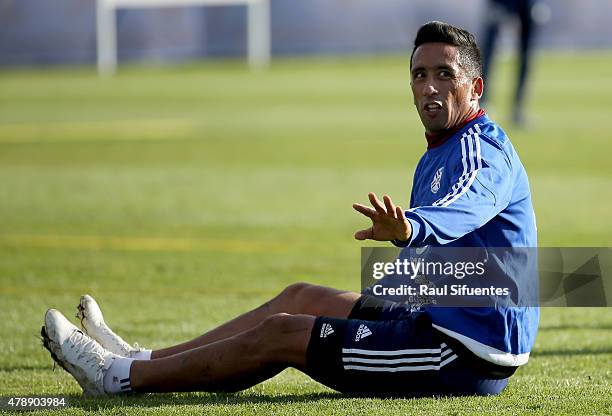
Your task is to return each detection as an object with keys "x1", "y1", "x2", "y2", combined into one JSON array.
[
  {"x1": 414, "y1": 72, "x2": 425, "y2": 79},
  {"x1": 439, "y1": 70, "x2": 451, "y2": 77}
]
